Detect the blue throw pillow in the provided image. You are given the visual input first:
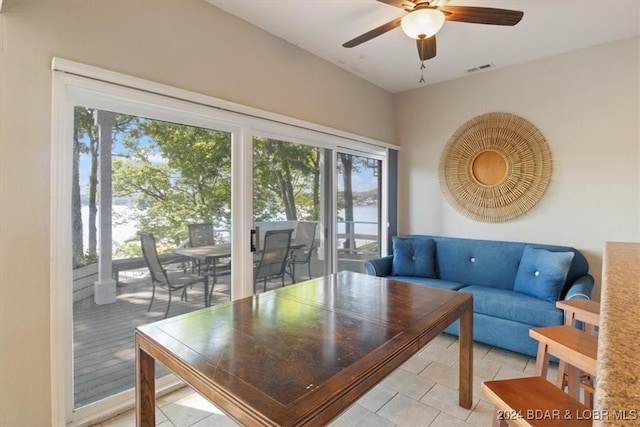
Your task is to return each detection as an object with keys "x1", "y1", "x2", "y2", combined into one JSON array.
[
  {"x1": 514, "y1": 246, "x2": 575, "y2": 303},
  {"x1": 391, "y1": 237, "x2": 436, "y2": 278}
]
